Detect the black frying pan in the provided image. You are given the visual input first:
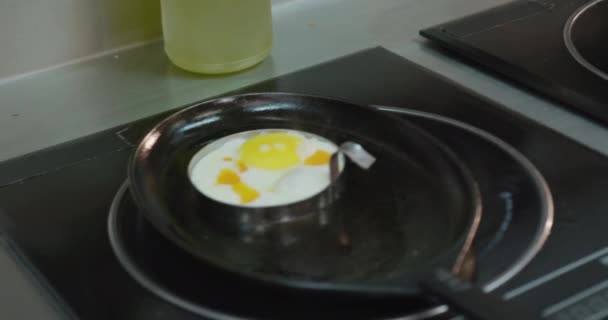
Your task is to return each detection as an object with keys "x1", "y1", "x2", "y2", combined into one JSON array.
[{"x1": 128, "y1": 93, "x2": 532, "y2": 319}]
